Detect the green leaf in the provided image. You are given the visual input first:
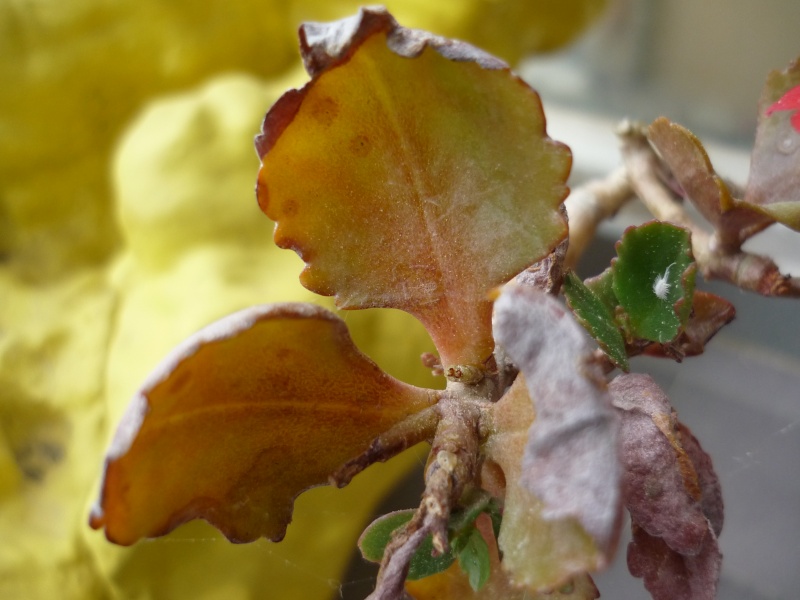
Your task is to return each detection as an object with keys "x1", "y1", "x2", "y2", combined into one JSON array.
[
  {"x1": 457, "y1": 527, "x2": 491, "y2": 592},
  {"x1": 563, "y1": 270, "x2": 629, "y2": 371},
  {"x1": 612, "y1": 222, "x2": 695, "y2": 343},
  {"x1": 485, "y1": 499, "x2": 503, "y2": 543},
  {"x1": 358, "y1": 510, "x2": 456, "y2": 580},
  {"x1": 448, "y1": 490, "x2": 494, "y2": 536},
  {"x1": 584, "y1": 267, "x2": 617, "y2": 312}
]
